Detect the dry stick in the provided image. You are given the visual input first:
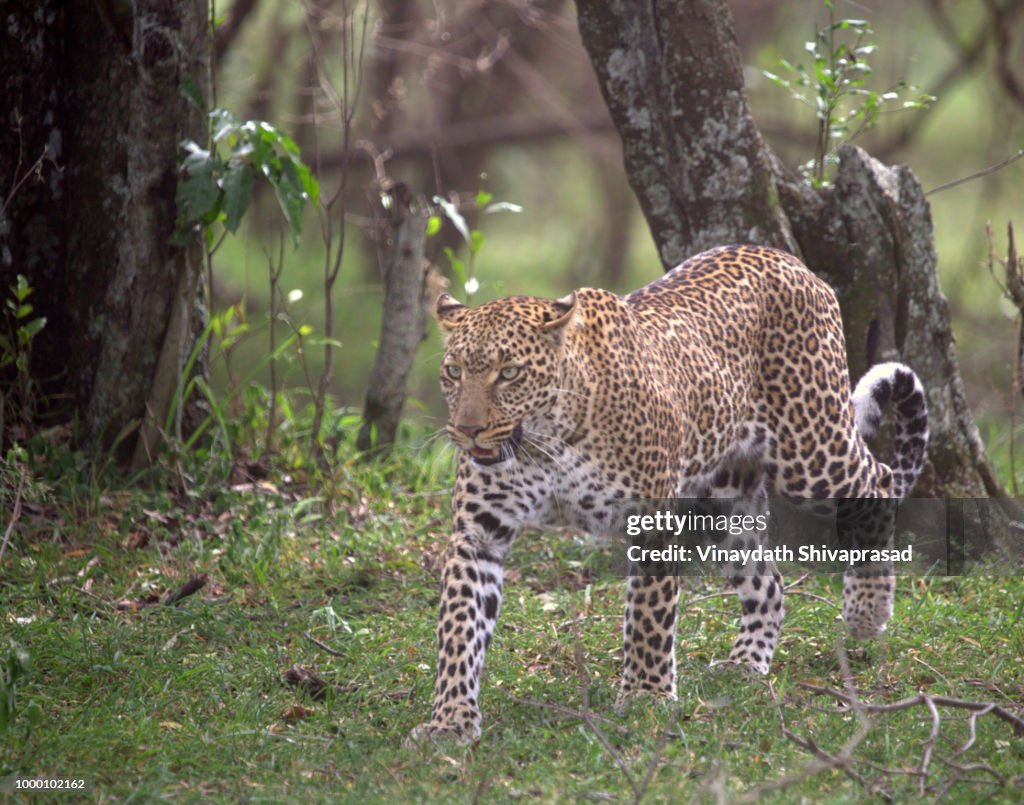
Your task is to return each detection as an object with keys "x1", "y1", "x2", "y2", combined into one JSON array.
[
  {"x1": 0, "y1": 465, "x2": 27, "y2": 565},
  {"x1": 163, "y1": 573, "x2": 208, "y2": 606},
  {"x1": 506, "y1": 696, "x2": 626, "y2": 732},
  {"x1": 739, "y1": 639, "x2": 889, "y2": 803},
  {"x1": 953, "y1": 703, "x2": 995, "y2": 757},
  {"x1": 919, "y1": 696, "x2": 942, "y2": 795},
  {"x1": 302, "y1": 0, "x2": 369, "y2": 468},
  {"x1": 926, "y1": 148, "x2": 1024, "y2": 196},
  {"x1": 936, "y1": 755, "x2": 1006, "y2": 786},
  {"x1": 688, "y1": 575, "x2": 840, "y2": 609},
  {"x1": 741, "y1": 682, "x2": 885, "y2": 804},
  {"x1": 634, "y1": 716, "x2": 676, "y2": 805},
  {"x1": 304, "y1": 631, "x2": 345, "y2": 658},
  {"x1": 799, "y1": 685, "x2": 1024, "y2": 736},
  {"x1": 570, "y1": 637, "x2": 643, "y2": 801}
]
